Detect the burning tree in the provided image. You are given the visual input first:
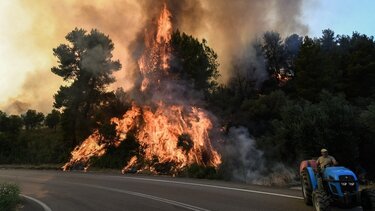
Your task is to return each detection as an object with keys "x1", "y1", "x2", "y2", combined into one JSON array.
[
  {"x1": 262, "y1": 32, "x2": 300, "y2": 87},
  {"x1": 62, "y1": 4, "x2": 221, "y2": 173}
]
